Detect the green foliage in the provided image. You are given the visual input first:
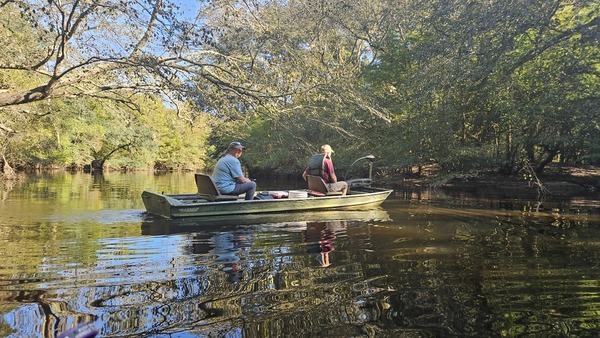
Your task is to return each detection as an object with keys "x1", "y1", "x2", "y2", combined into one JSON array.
[
  {"x1": 1, "y1": 0, "x2": 598, "y2": 178},
  {"x1": 0, "y1": 93, "x2": 212, "y2": 171},
  {"x1": 351, "y1": 0, "x2": 600, "y2": 176},
  {"x1": 140, "y1": 98, "x2": 213, "y2": 171}
]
